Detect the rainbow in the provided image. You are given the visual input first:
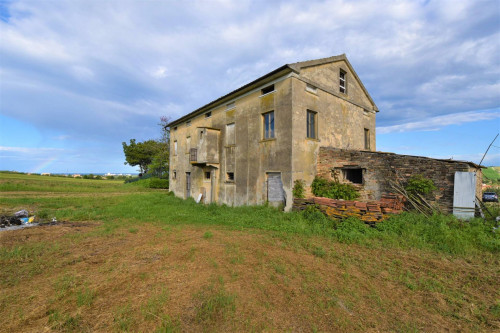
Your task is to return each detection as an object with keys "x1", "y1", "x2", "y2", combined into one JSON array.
[{"x1": 30, "y1": 156, "x2": 58, "y2": 174}]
